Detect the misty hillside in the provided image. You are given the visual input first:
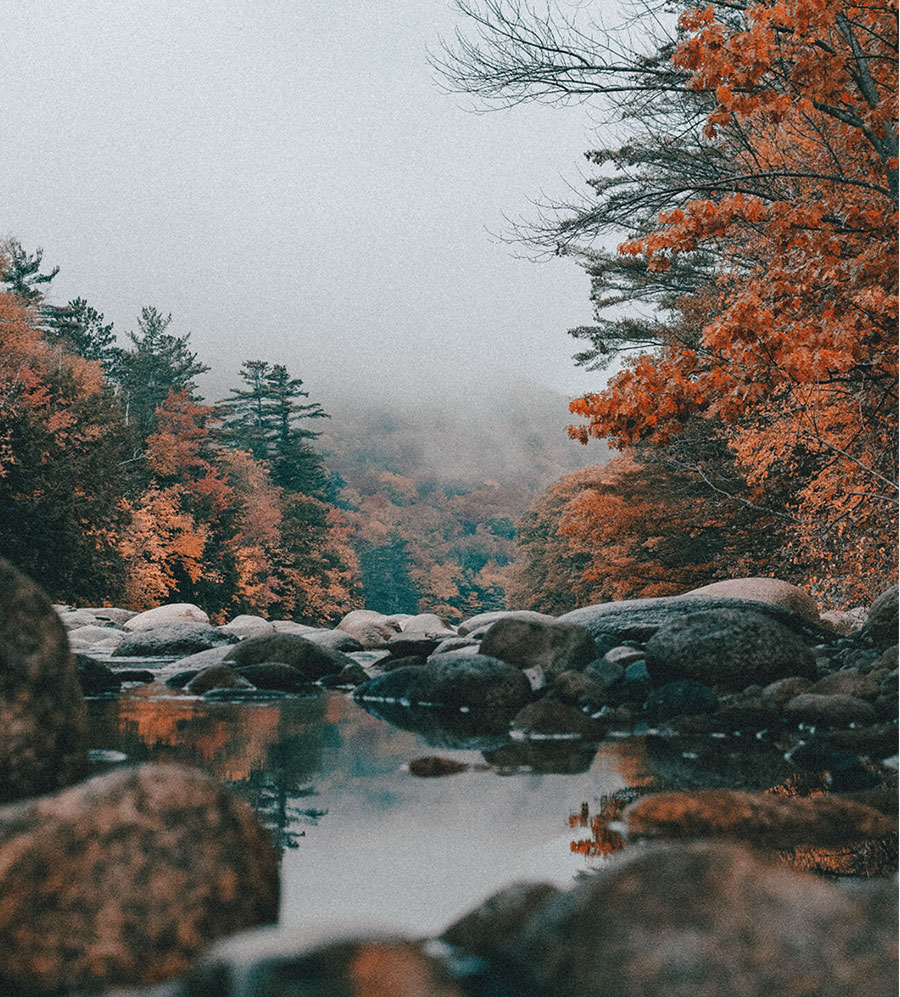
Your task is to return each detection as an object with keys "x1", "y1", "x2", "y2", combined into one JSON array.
[{"x1": 319, "y1": 381, "x2": 608, "y2": 499}]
